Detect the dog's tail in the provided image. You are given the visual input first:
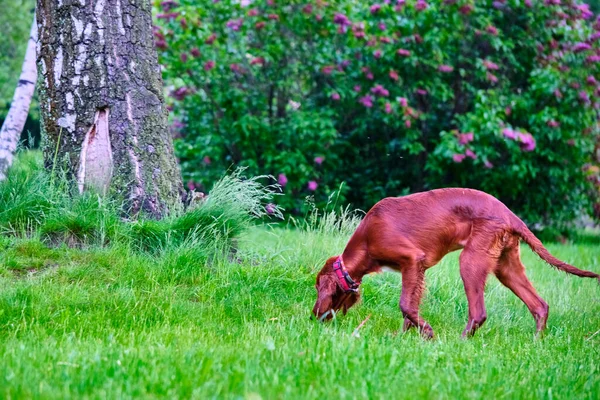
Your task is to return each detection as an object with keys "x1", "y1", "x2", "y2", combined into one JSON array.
[{"x1": 510, "y1": 215, "x2": 600, "y2": 283}]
